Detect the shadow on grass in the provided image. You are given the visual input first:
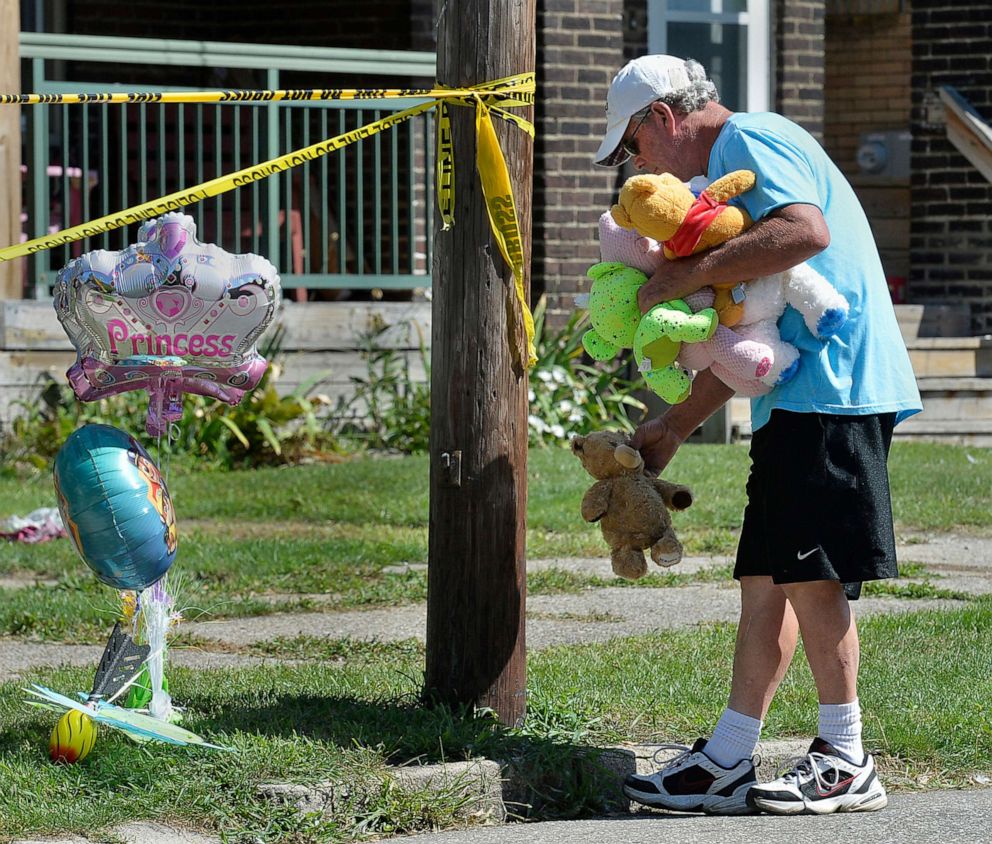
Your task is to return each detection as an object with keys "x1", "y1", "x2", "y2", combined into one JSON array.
[
  {"x1": 197, "y1": 691, "x2": 632, "y2": 820},
  {"x1": 0, "y1": 721, "x2": 48, "y2": 757}
]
